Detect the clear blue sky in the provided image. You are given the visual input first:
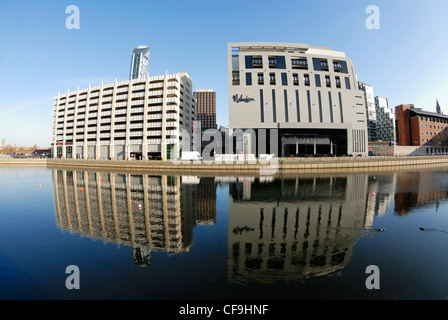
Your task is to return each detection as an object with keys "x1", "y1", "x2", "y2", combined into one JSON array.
[{"x1": 1, "y1": 0, "x2": 447, "y2": 147}]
